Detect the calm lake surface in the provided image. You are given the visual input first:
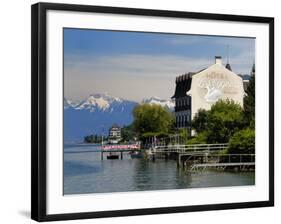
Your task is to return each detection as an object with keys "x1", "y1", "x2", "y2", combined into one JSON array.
[{"x1": 64, "y1": 144, "x2": 255, "y2": 195}]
